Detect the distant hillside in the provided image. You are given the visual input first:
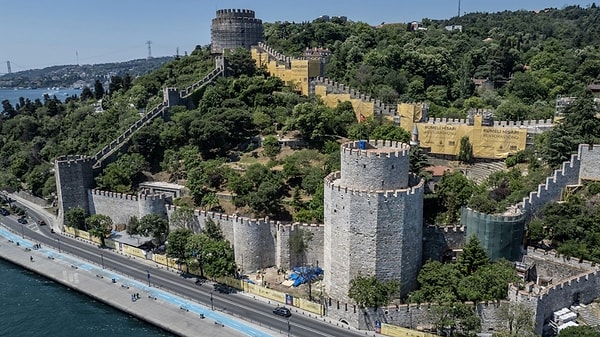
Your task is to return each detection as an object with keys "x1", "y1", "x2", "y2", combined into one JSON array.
[{"x1": 0, "y1": 57, "x2": 173, "y2": 89}]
